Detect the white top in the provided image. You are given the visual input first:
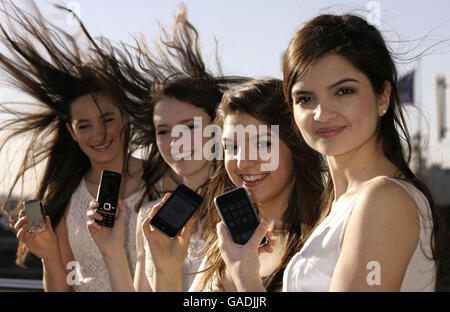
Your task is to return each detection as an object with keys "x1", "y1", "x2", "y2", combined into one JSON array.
[
  {"x1": 283, "y1": 178, "x2": 436, "y2": 292},
  {"x1": 66, "y1": 178, "x2": 144, "y2": 292},
  {"x1": 137, "y1": 199, "x2": 205, "y2": 292}
]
